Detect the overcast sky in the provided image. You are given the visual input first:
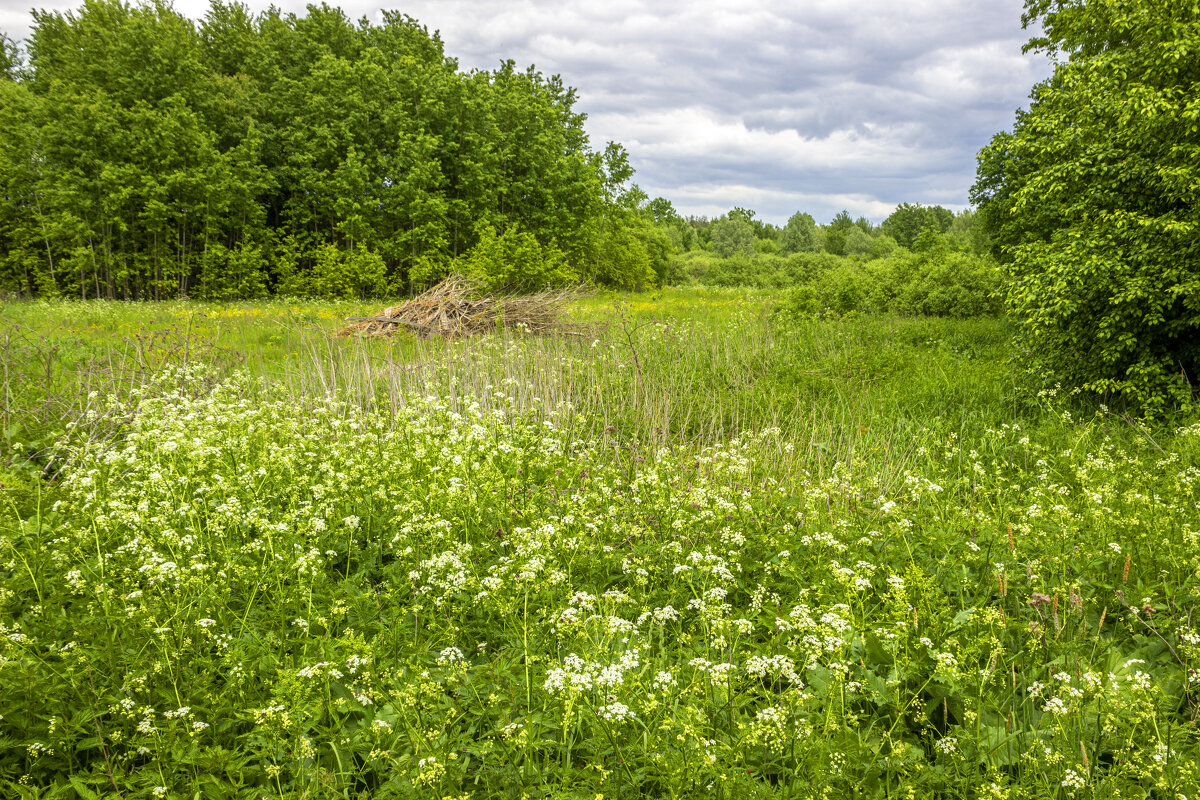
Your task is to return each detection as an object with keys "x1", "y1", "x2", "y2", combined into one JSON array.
[{"x1": 1, "y1": 0, "x2": 1055, "y2": 225}]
